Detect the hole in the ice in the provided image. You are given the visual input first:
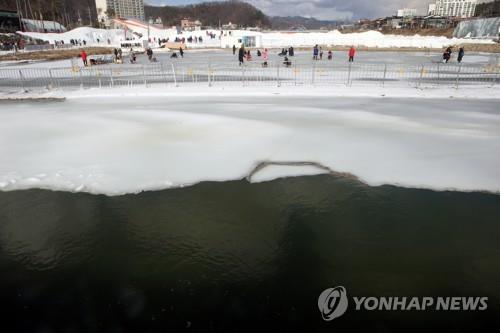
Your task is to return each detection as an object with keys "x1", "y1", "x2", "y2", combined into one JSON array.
[{"x1": 246, "y1": 161, "x2": 357, "y2": 183}]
